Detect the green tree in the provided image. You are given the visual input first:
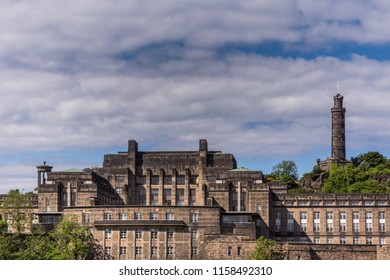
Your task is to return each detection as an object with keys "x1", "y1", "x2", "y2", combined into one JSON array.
[
  {"x1": 356, "y1": 151, "x2": 388, "y2": 171},
  {"x1": 249, "y1": 236, "x2": 284, "y2": 260},
  {"x1": 47, "y1": 215, "x2": 103, "y2": 260},
  {"x1": 271, "y1": 160, "x2": 299, "y2": 180},
  {"x1": 1, "y1": 189, "x2": 33, "y2": 234}
]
